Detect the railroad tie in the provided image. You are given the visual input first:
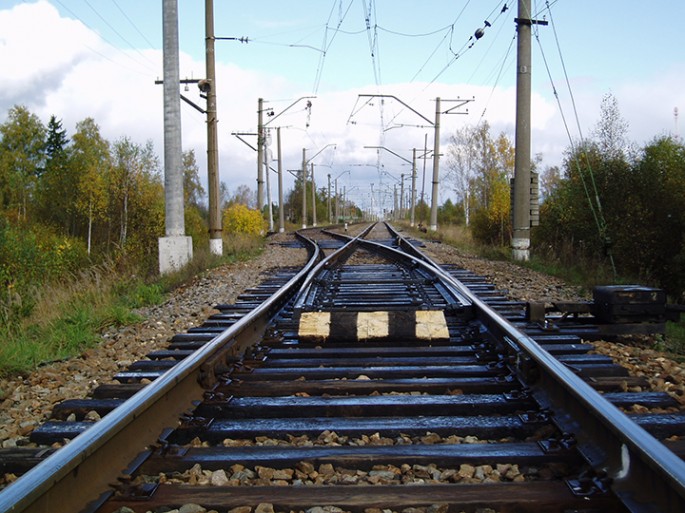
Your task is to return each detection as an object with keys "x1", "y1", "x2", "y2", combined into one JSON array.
[{"x1": 298, "y1": 309, "x2": 449, "y2": 342}]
